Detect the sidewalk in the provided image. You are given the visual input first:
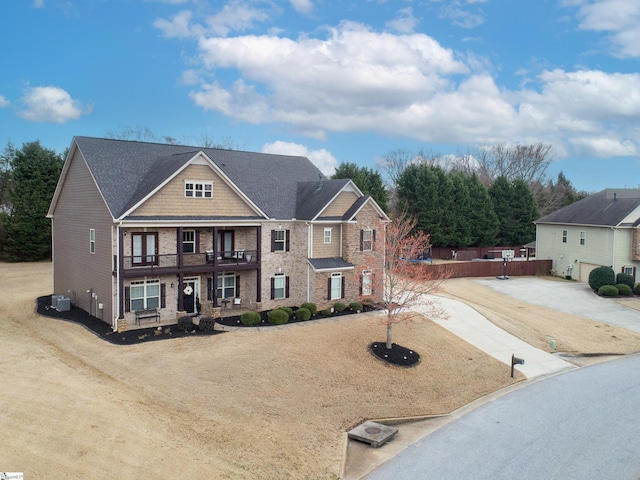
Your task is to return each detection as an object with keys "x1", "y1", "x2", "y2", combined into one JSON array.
[{"x1": 343, "y1": 293, "x2": 576, "y2": 480}]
